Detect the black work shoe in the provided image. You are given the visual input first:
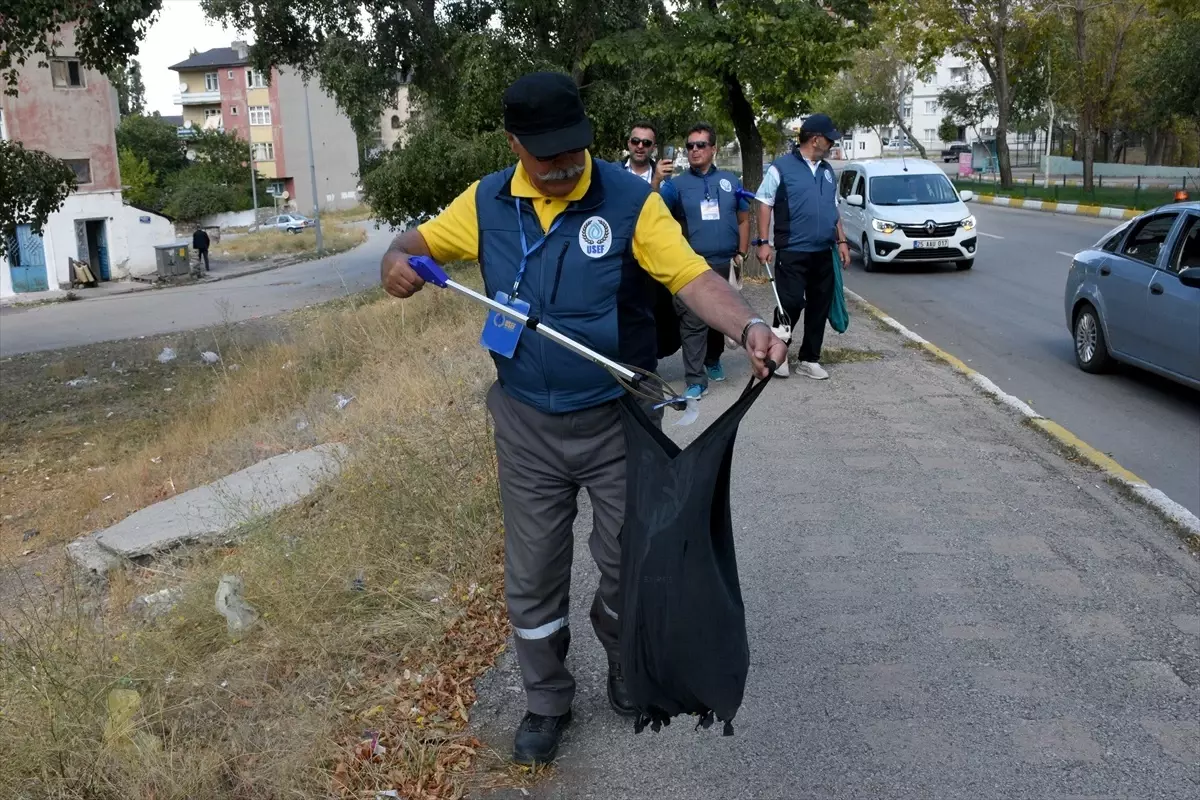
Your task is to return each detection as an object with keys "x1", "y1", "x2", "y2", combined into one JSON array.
[
  {"x1": 607, "y1": 660, "x2": 638, "y2": 718},
  {"x1": 512, "y1": 710, "x2": 572, "y2": 766}
]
